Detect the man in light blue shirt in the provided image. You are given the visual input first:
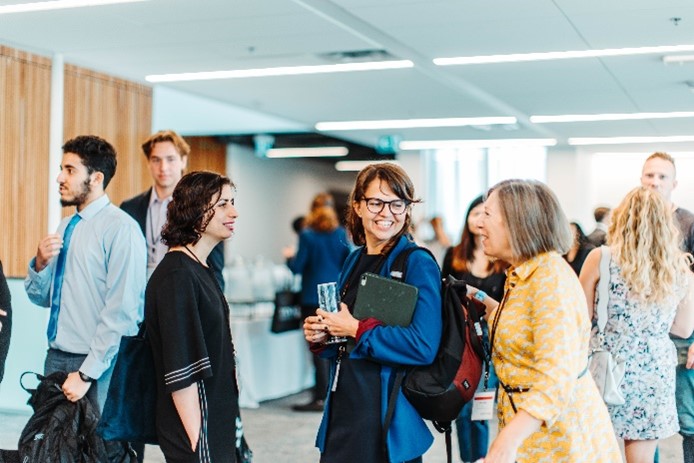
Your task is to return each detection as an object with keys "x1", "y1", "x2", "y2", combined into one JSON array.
[{"x1": 25, "y1": 135, "x2": 146, "y2": 412}]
